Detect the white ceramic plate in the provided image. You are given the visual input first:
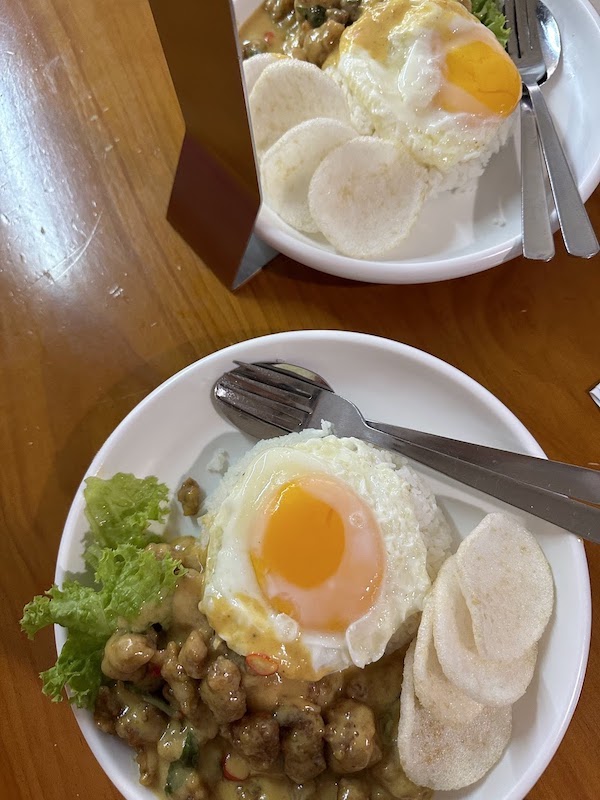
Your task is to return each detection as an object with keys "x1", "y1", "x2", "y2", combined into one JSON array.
[
  {"x1": 236, "y1": 0, "x2": 600, "y2": 283},
  {"x1": 56, "y1": 331, "x2": 590, "y2": 800}
]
